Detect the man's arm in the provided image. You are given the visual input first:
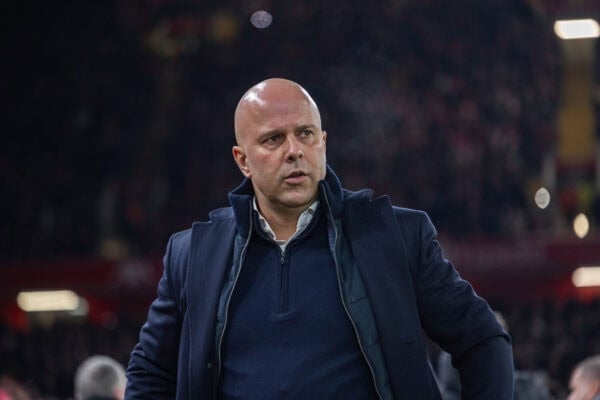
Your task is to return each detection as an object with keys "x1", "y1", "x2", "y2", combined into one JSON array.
[
  {"x1": 413, "y1": 212, "x2": 514, "y2": 399},
  {"x1": 126, "y1": 235, "x2": 184, "y2": 399}
]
